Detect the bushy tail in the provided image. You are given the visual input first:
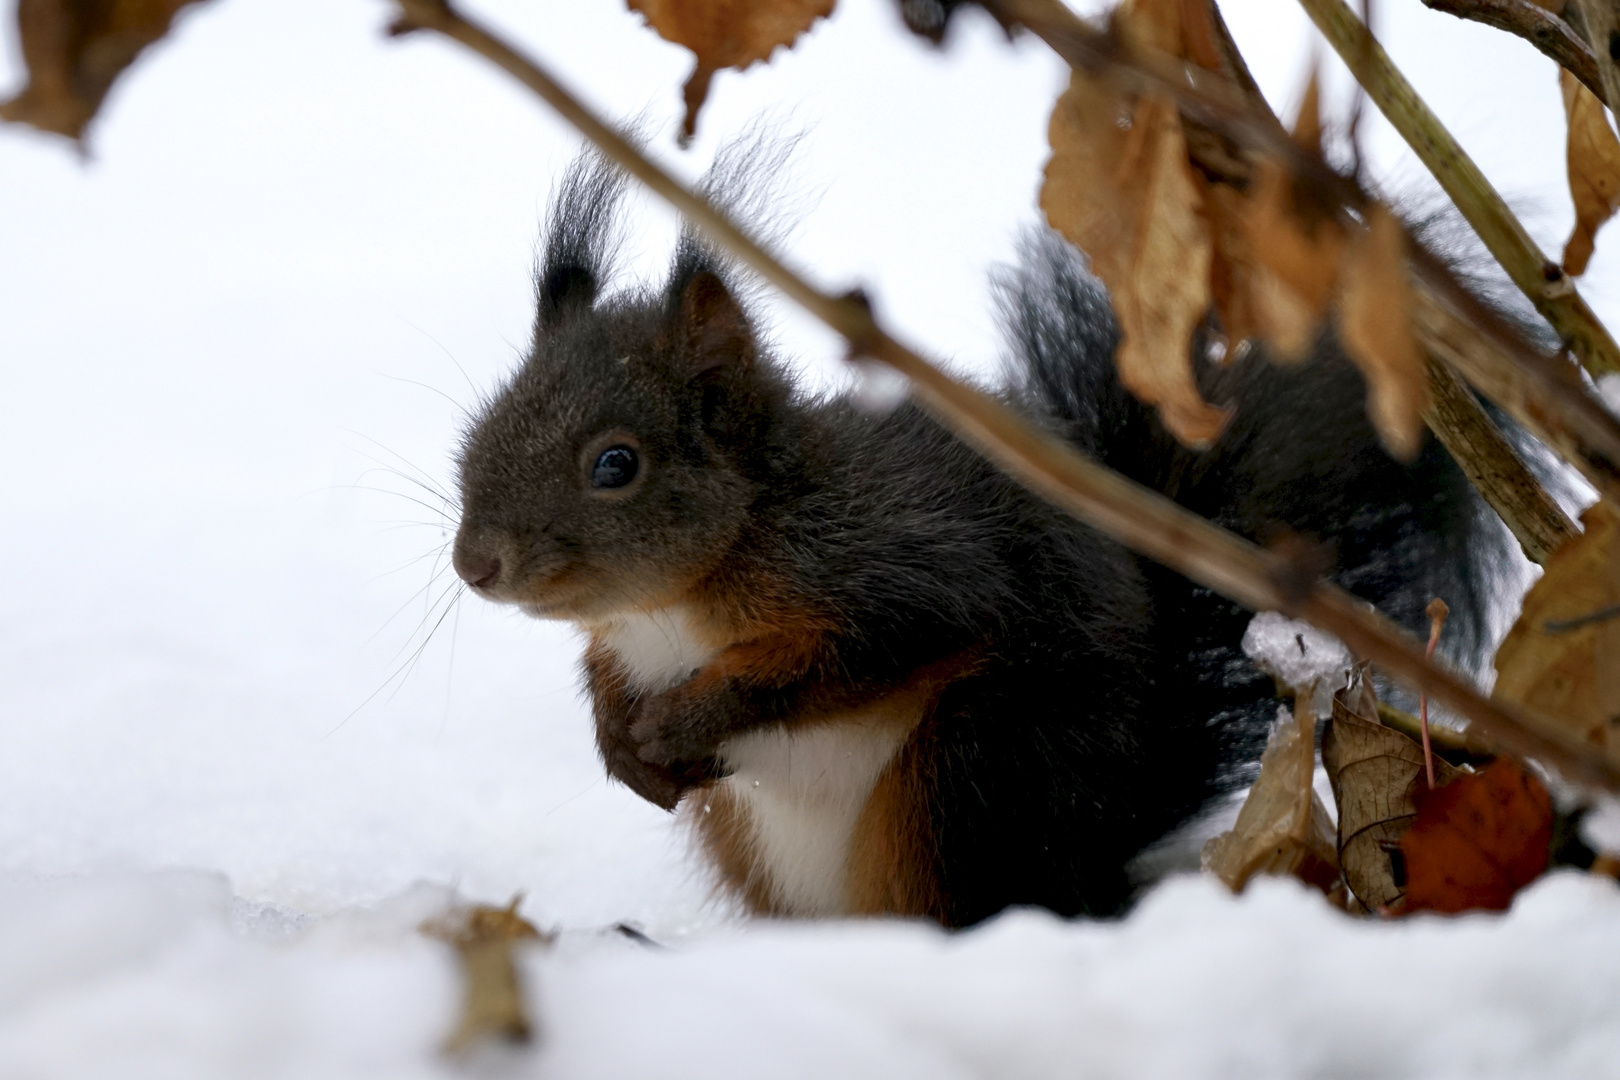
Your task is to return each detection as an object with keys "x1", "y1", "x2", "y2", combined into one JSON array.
[{"x1": 999, "y1": 228, "x2": 1510, "y2": 773}]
